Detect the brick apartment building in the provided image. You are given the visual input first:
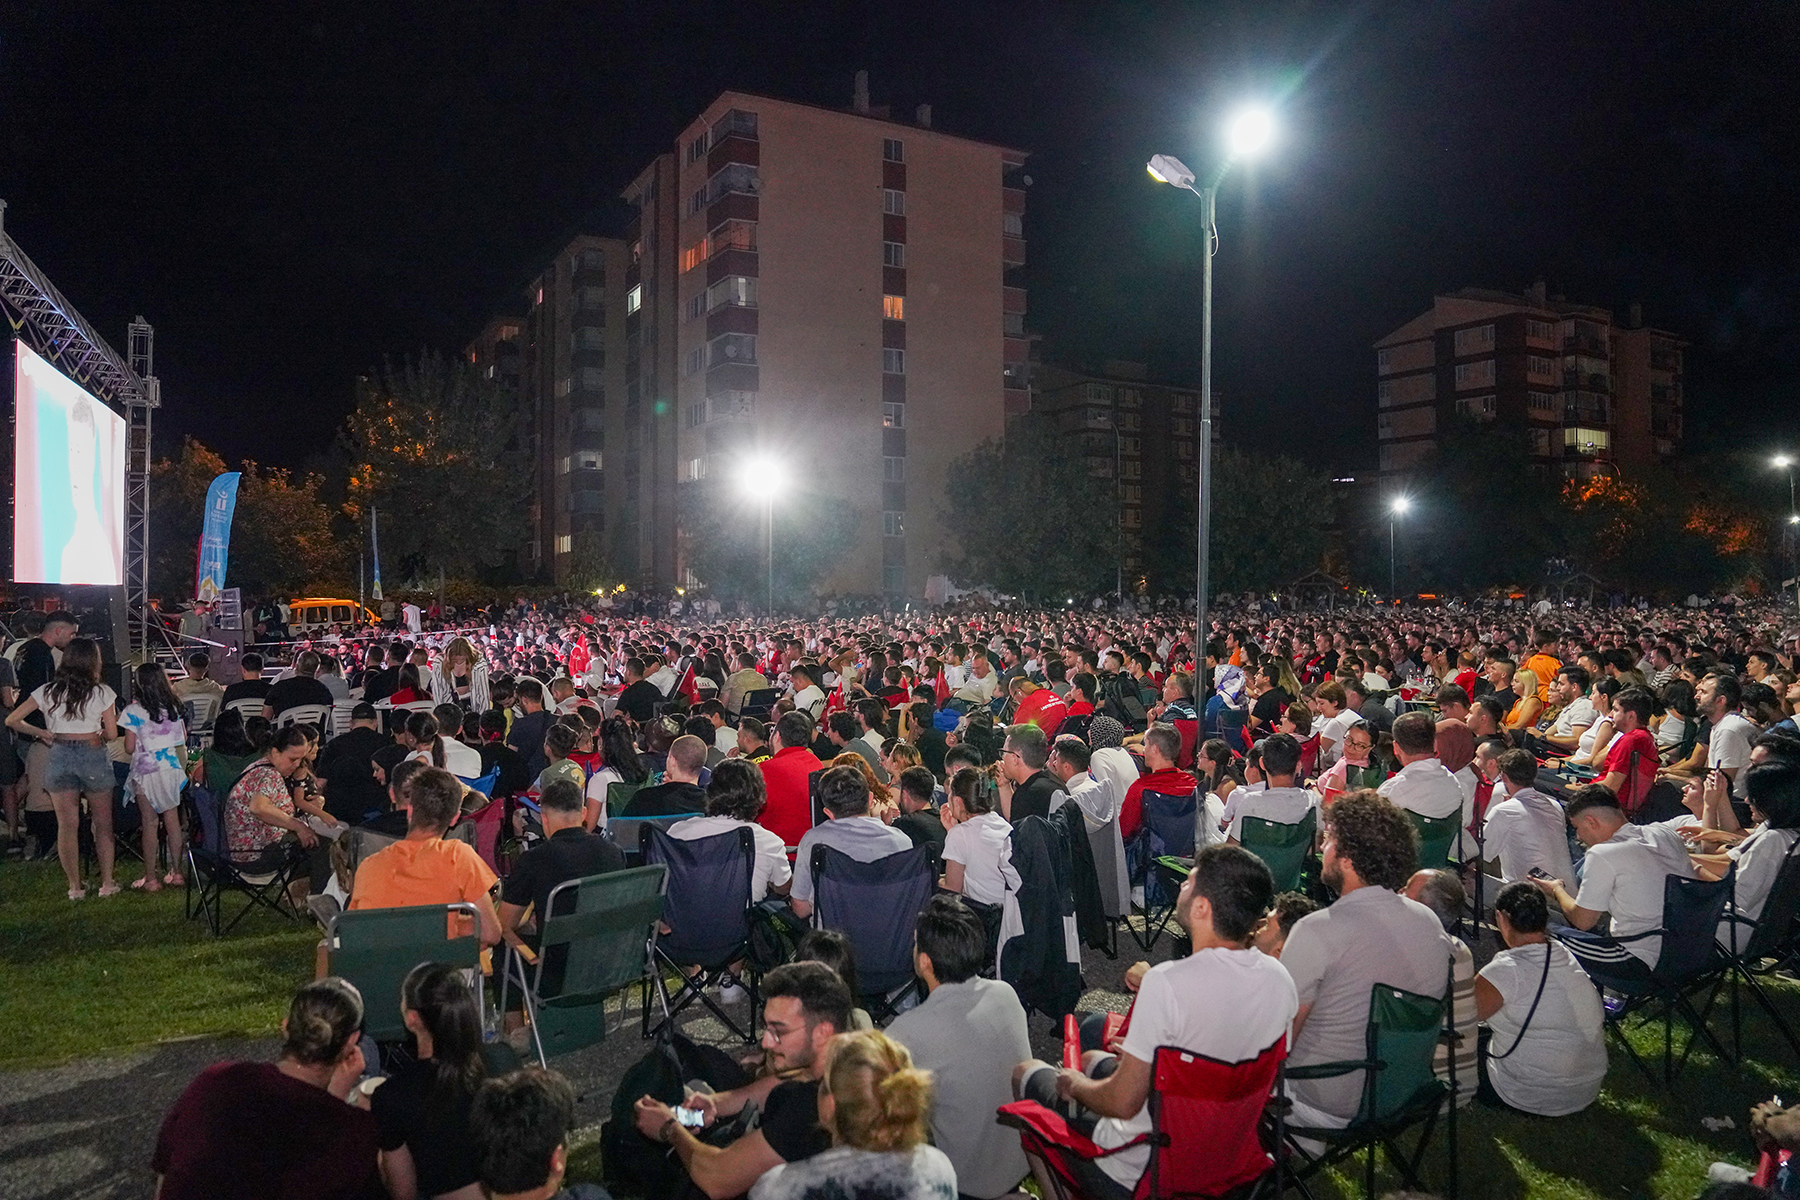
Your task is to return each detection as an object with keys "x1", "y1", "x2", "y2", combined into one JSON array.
[{"x1": 1375, "y1": 284, "x2": 1685, "y2": 479}]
